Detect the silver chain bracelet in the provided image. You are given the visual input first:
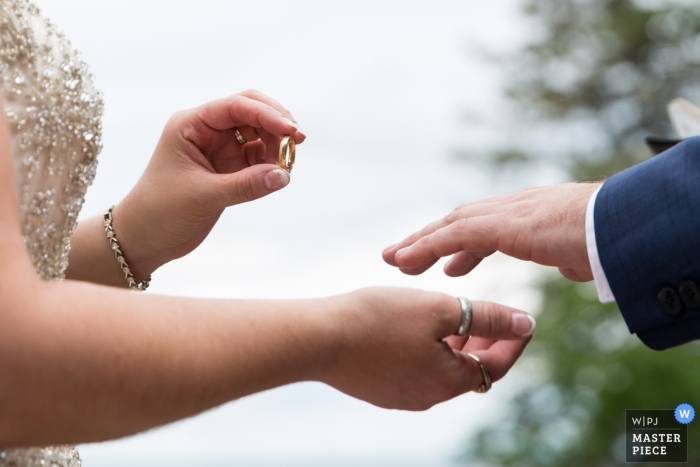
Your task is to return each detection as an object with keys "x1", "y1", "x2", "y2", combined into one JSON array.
[{"x1": 104, "y1": 206, "x2": 151, "y2": 291}]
